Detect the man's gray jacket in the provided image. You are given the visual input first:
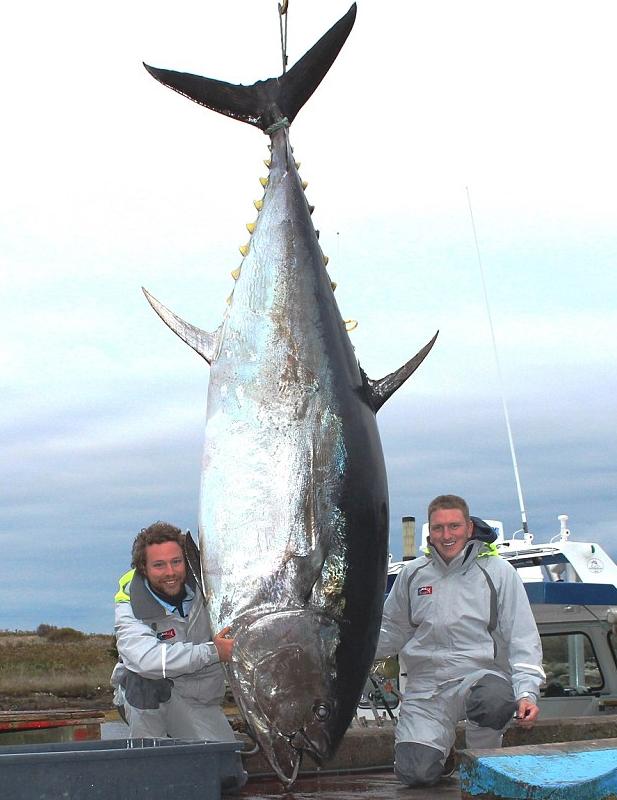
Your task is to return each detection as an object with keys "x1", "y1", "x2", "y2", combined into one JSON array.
[
  {"x1": 376, "y1": 539, "x2": 545, "y2": 701},
  {"x1": 111, "y1": 568, "x2": 225, "y2": 710}
]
